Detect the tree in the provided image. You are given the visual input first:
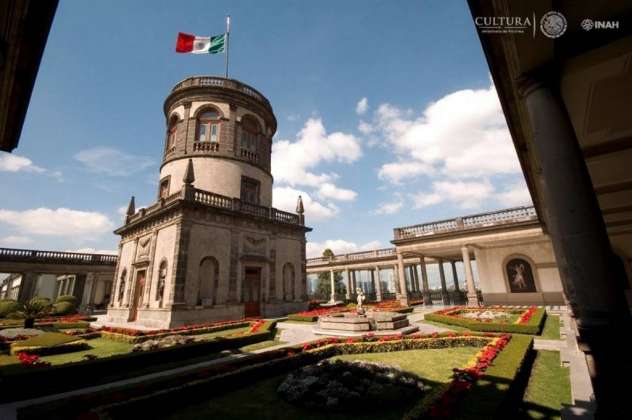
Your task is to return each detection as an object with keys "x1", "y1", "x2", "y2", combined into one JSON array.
[
  {"x1": 15, "y1": 298, "x2": 51, "y2": 328},
  {"x1": 315, "y1": 249, "x2": 346, "y2": 299}
]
